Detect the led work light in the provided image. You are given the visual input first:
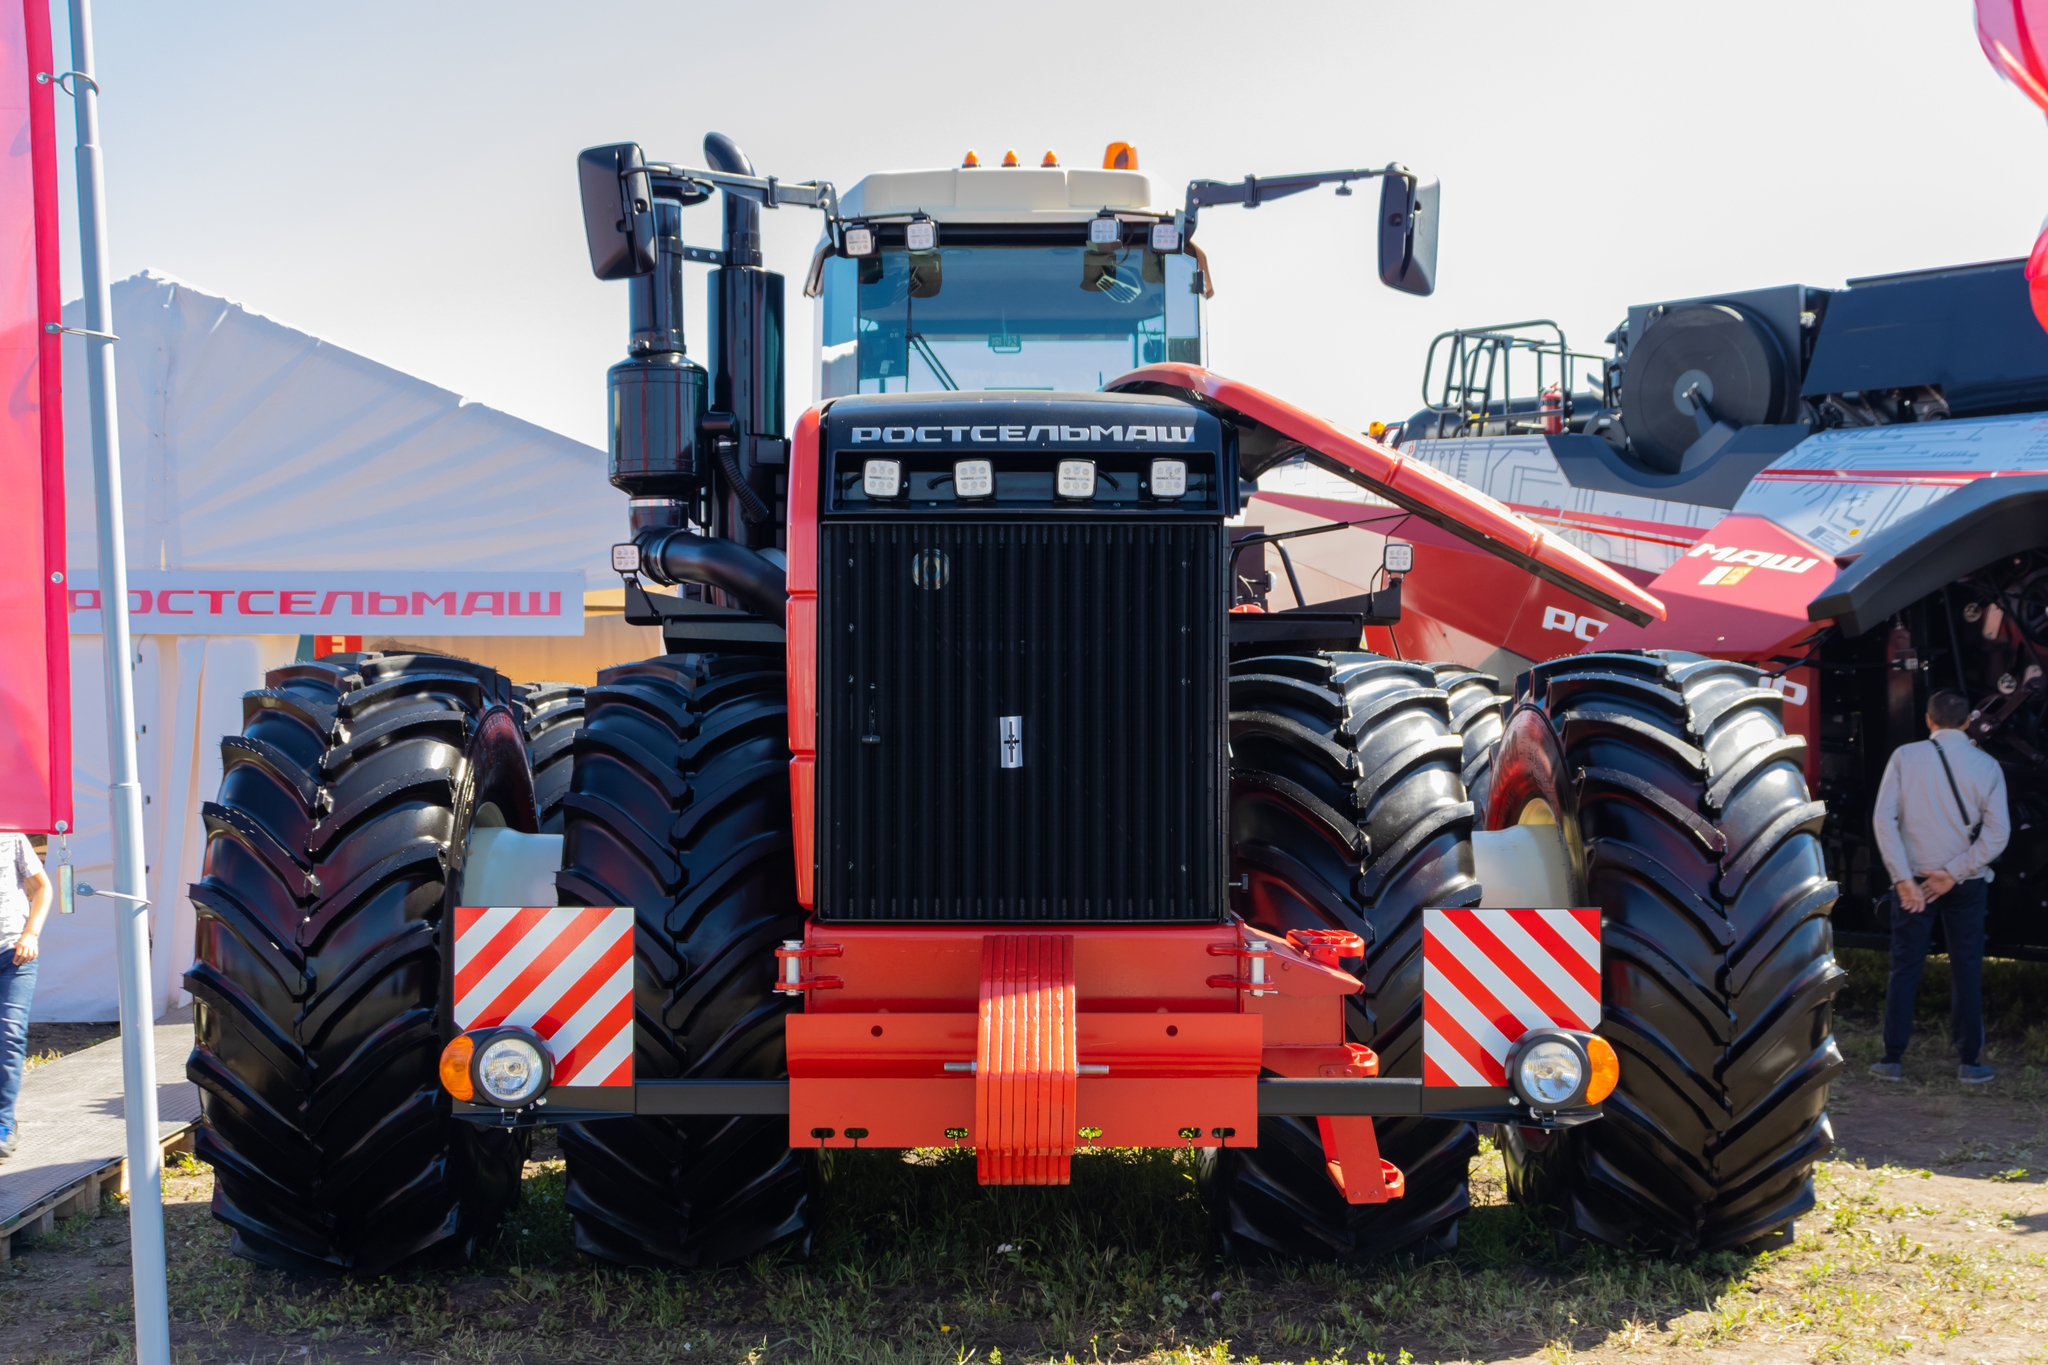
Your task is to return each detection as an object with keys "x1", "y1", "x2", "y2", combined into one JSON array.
[
  {"x1": 863, "y1": 459, "x2": 903, "y2": 498},
  {"x1": 1384, "y1": 542, "x2": 1414, "y2": 574},
  {"x1": 611, "y1": 543, "x2": 641, "y2": 574},
  {"x1": 843, "y1": 224, "x2": 876, "y2": 257},
  {"x1": 1150, "y1": 222, "x2": 1182, "y2": 252},
  {"x1": 1149, "y1": 458, "x2": 1187, "y2": 499},
  {"x1": 905, "y1": 215, "x2": 940, "y2": 252},
  {"x1": 1056, "y1": 460, "x2": 1097, "y2": 499},
  {"x1": 953, "y1": 459, "x2": 993, "y2": 499},
  {"x1": 1088, "y1": 212, "x2": 1120, "y2": 247}
]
